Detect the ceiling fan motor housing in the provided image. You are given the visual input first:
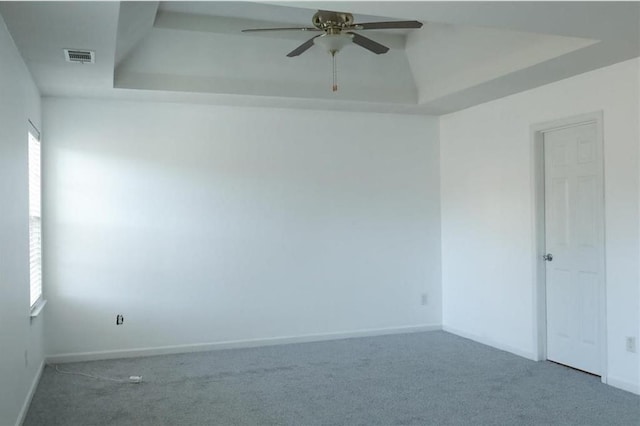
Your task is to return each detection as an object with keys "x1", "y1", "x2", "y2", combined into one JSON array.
[{"x1": 312, "y1": 10, "x2": 354, "y2": 31}]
